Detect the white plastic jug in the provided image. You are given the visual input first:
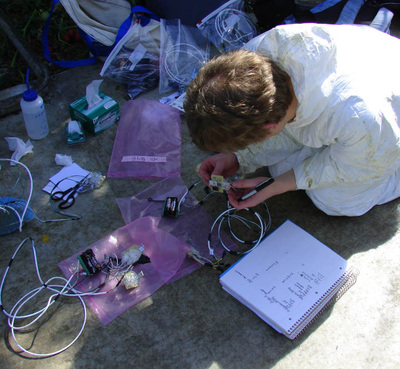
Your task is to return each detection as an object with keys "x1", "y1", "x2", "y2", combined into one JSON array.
[{"x1": 20, "y1": 89, "x2": 49, "y2": 140}]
